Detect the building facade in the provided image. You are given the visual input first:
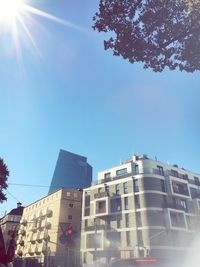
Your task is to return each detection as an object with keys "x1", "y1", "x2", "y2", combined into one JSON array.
[
  {"x1": 48, "y1": 150, "x2": 92, "y2": 194},
  {"x1": 0, "y1": 203, "x2": 24, "y2": 251},
  {"x1": 80, "y1": 155, "x2": 200, "y2": 265},
  {"x1": 16, "y1": 188, "x2": 82, "y2": 266}
]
